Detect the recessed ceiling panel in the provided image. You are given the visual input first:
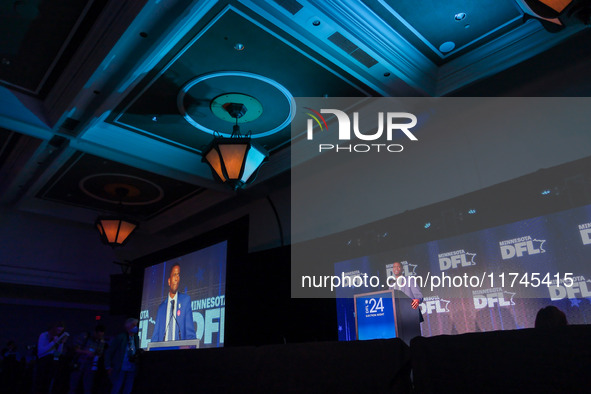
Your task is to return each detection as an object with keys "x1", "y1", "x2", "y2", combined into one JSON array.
[
  {"x1": 366, "y1": 0, "x2": 523, "y2": 62},
  {"x1": 37, "y1": 152, "x2": 203, "y2": 220},
  {"x1": 0, "y1": 0, "x2": 103, "y2": 94},
  {"x1": 111, "y1": 6, "x2": 370, "y2": 154}
]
